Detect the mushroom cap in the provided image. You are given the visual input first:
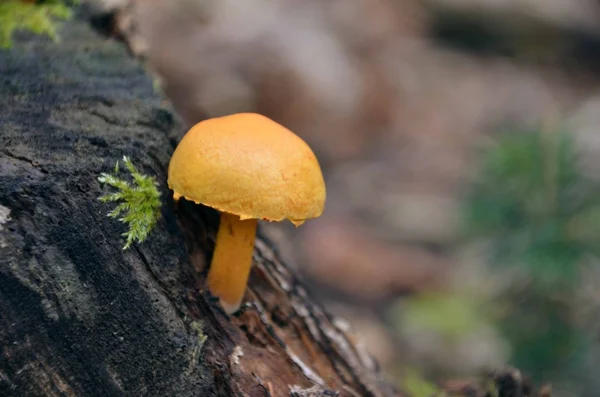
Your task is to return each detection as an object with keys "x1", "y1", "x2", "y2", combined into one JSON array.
[{"x1": 168, "y1": 113, "x2": 326, "y2": 225}]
